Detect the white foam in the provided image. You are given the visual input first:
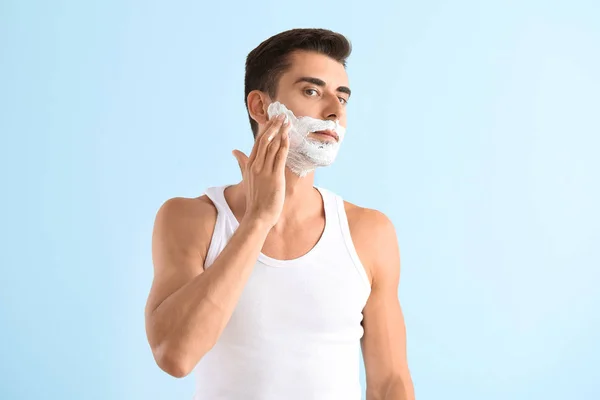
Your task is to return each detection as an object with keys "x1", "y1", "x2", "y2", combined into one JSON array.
[{"x1": 267, "y1": 102, "x2": 346, "y2": 177}]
